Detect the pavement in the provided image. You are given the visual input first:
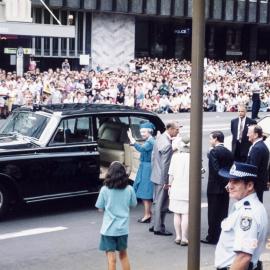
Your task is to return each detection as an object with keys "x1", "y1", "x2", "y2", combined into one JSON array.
[{"x1": 0, "y1": 112, "x2": 269, "y2": 270}]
